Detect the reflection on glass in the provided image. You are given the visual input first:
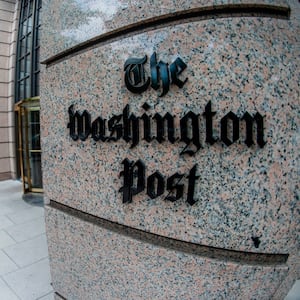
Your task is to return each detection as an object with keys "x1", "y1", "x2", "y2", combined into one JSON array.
[
  {"x1": 34, "y1": 73, "x2": 39, "y2": 96},
  {"x1": 30, "y1": 110, "x2": 40, "y2": 150},
  {"x1": 26, "y1": 33, "x2": 32, "y2": 52},
  {"x1": 26, "y1": 54, "x2": 31, "y2": 74},
  {"x1": 18, "y1": 104, "x2": 42, "y2": 191},
  {"x1": 21, "y1": 109, "x2": 28, "y2": 188},
  {"x1": 19, "y1": 81, "x2": 25, "y2": 100},
  {"x1": 22, "y1": 21, "x2": 27, "y2": 36},
  {"x1": 29, "y1": 0, "x2": 33, "y2": 12},
  {"x1": 16, "y1": 0, "x2": 41, "y2": 102},
  {"x1": 15, "y1": 0, "x2": 42, "y2": 192},
  {"x1": 19, "y1": 58, "x2": 25, "y2": 80},
  {"x1": 35, "y1": 26, "x2": 39, "y2": 46},
  {"x1": 20, "y1": 37, "x2": 26, "y2": 56},
  {"x1": 27, "y1": 16, "x2": 33, "y2": 33},
  {"x1": 28, "y1": 109, "x2": 42, "y2": 189},
  {"x1": 30, "y1": 152, "x2": 42, "y2": 189},
  {"x1": 35, "y1": 48, "x2": 39, "y2": 71},
  {"x1": 25, "y1": 78, "x2": 30, "y2": 99}
]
